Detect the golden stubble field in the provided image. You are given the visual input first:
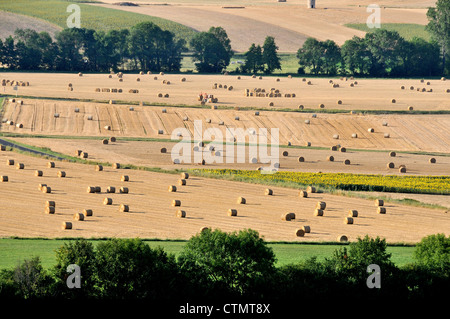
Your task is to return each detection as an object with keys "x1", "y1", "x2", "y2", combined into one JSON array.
[
  {"x1": 0, "y1": 150, "x2": 448, "y2": 243},
  {"x1": 2, "y1": 72, "x2": 450, "y2": 111}
]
